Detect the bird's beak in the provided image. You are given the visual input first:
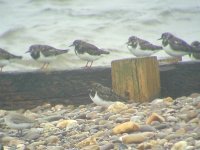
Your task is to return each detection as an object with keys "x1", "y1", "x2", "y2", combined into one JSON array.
[
  {"x1": 25, "y1": 50, "x2": 30, "y2": 53},
  {"x1": 69, "y1": 44, "x2": 74, "y2": 47},
  {"x1": 158, "y1": 37, "x2": 162, "y2": 40}
]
